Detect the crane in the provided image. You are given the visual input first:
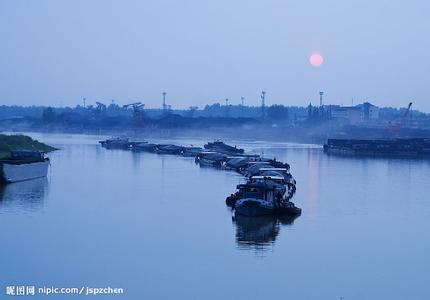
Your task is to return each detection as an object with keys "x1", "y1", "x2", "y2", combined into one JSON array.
[
  {"x1": 388, "y1": 102, "x2": 412, "y2": 134},
  {"x1": 403, "y1": 102, "x2": 413, "y2": 119},
  {"x1": 123, "y1": 102, "x2": 145, "y2": 121},
  {"x1": 96, "y1": 102, "x2": 106, "y2": 111}
]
